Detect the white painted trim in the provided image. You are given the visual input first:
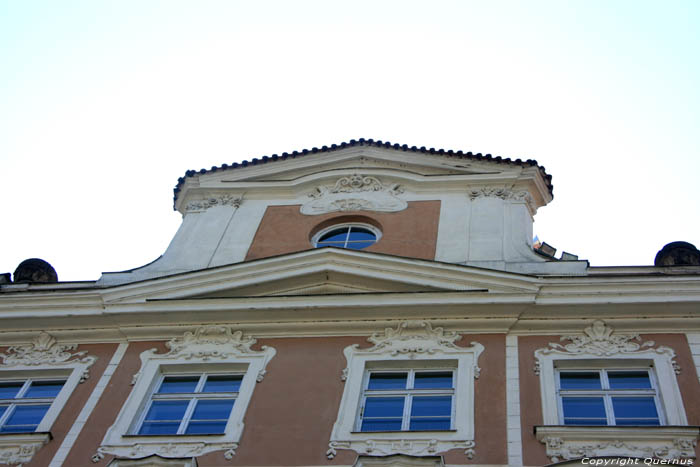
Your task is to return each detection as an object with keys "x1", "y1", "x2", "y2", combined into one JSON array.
[
  {"x1": 535, "y1": 321, "x2": 687, "y2": 427},
  {"x1": 328, "y1": 321, "x2": 483, "y2": 459},
  {"x1": 50, "y1": 343, "x2": 128, "y2": 467},
  {"x1": 686, "y1": 332, "x2": 700, "y2": 384},
  {"x1": 505, "y1": 335, "x2": 523, "y2": 466},
  {"x1": 94, "y1": 327, "x2": 275, "y2": 462},
  {"x1": 535, "y1": 425, "x2": 699, "y2": 462}
]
